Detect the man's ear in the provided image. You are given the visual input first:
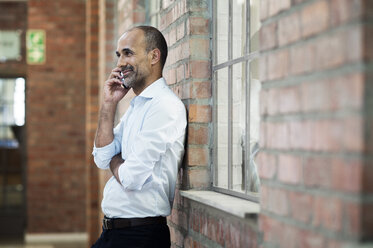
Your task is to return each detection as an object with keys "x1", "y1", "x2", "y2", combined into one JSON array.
[{"x1": 149, "y1": 48, "x2": 161, "y2": 65}]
